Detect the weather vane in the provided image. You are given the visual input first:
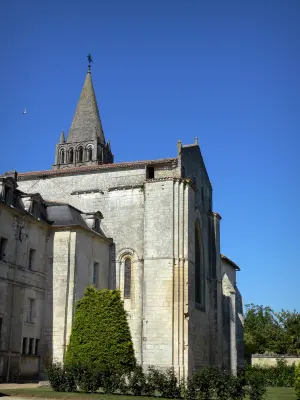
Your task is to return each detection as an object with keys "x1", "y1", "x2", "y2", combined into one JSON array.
[{"x1": 87, "y1": 53, "x2": 93, "y2": 72}]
